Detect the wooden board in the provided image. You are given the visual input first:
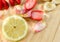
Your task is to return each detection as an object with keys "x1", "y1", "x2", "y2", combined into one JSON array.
[{"x1": 0, "y1": 2, "x2": 60, "y2": 42}]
